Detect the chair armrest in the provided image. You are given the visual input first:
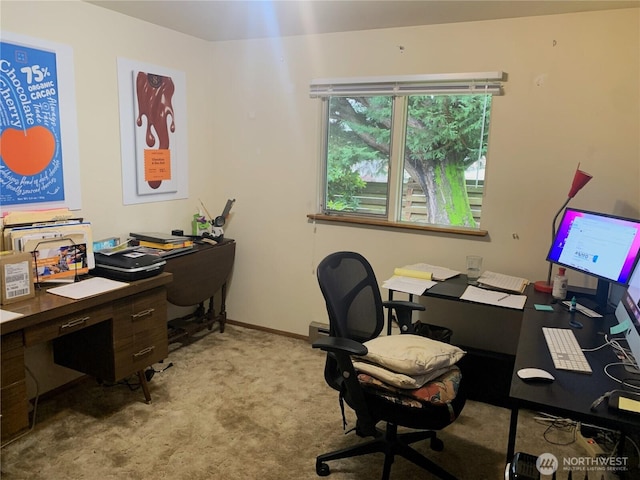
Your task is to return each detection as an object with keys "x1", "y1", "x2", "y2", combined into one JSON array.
[
  {"x1": 312, "y1": 336, "x2": 368, "y2": 357},
  {"x1": 382, "y1": 300, "x2": 425, "y2": 312},
  {"x1": 383, "y1": 300, "x2": 426, "y2": 333}
]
